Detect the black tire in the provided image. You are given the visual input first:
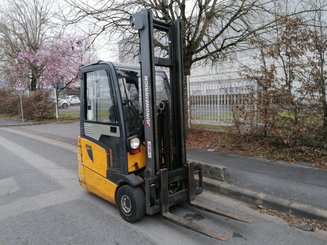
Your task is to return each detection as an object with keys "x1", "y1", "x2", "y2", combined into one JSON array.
[
  {"x1": 116, "y1": 185, "x2": 145, "y2": 223},
  {"x1": 62, "y1": 103, "x2": 68, "y2": 109}
]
